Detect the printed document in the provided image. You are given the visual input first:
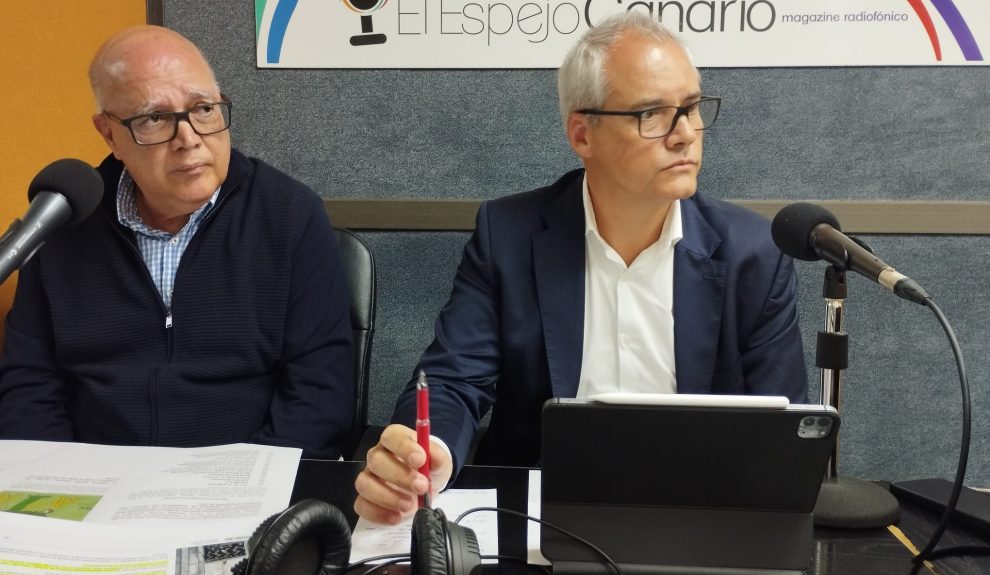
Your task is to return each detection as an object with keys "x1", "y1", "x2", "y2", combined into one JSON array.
[
  {"x1": 0, "y1": 440, "x2": 299, "y2": 524},
  {"x1": 0, "y1": 440, "x2": 301, "y2": 574}
]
